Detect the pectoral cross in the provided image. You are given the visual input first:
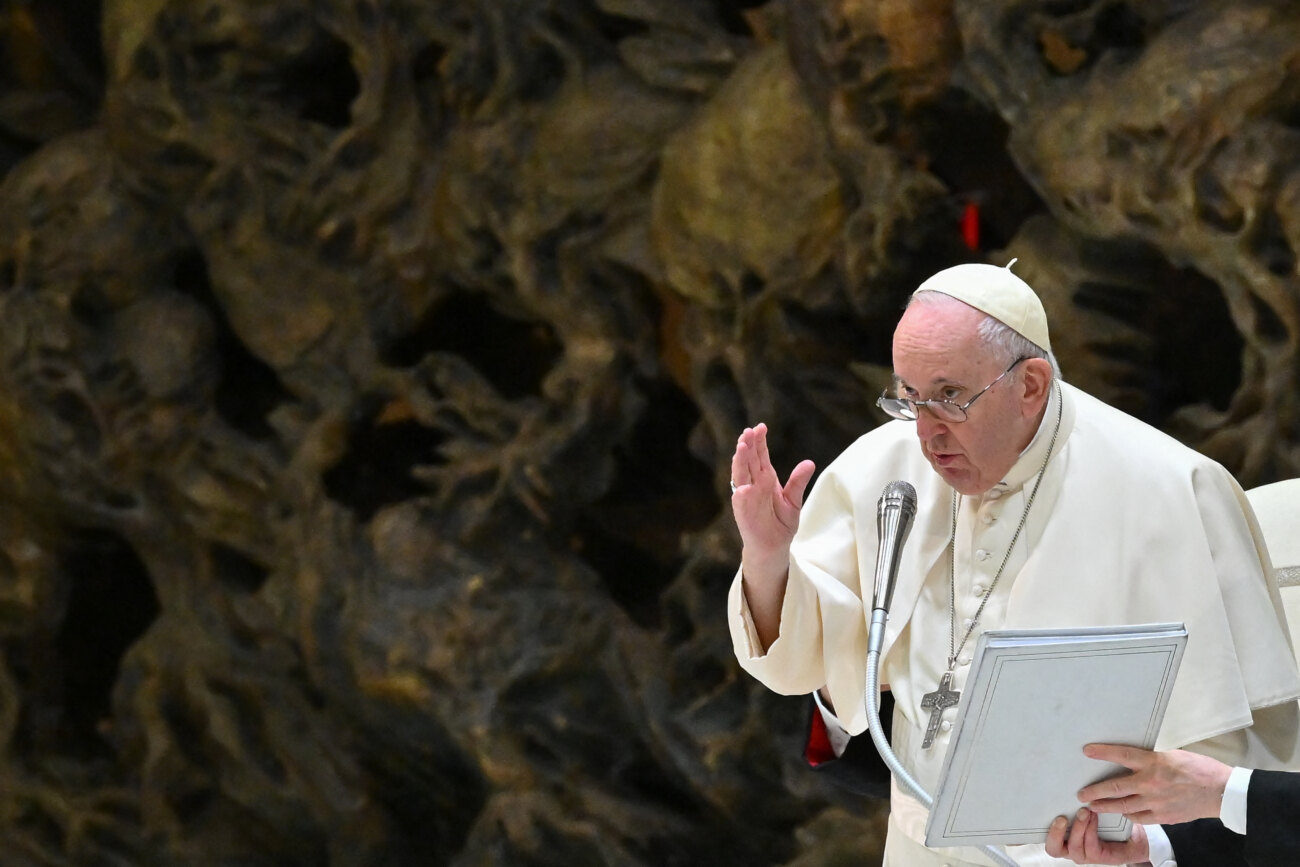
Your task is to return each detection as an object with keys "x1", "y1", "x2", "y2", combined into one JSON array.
[{"x1": 920, "y1": 671, "x2": 961, "y2": 749}]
